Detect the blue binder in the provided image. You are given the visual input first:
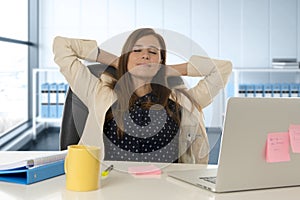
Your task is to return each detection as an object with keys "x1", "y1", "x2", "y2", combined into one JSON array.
[
  {"x1": 281, "y1": 83, "x2": 290, "y2": 97},
  {"x1": 65, "y1": 83, "x2": 69, "y2": 94},
  {"x1": 254, "y1": 84, "x2": 263, "y2": 97},
  {"x1": 263, "y1": 84, "x2": 273, "y2": 97},
  {"x1": 290, "y1": 83, "x2": 299, "y2": 97},
  {"x1": 246, "y1": 84, "x2": 255, "y2": 97},
  {"x1": 41, "y1": 83, "x2": 50, "y2": 118},
  {"x1": 57, "y1": 83, "x2": 66, "y2": 118},
  {"x1": 238, "y1": 84, "x2": 246, "y2": 97},
  {"x1": 49, "y1": 83, "x2": 58, "y2": 118},
  {"x1": 272, "y1": 84, "x2": 282, "y2": 97},
  {"x1": 0, "y1": 160, "x2": 65, "y2": 185},
  {"x1": 226, "y1": 76, "x2": 234, "y2": 98}
]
